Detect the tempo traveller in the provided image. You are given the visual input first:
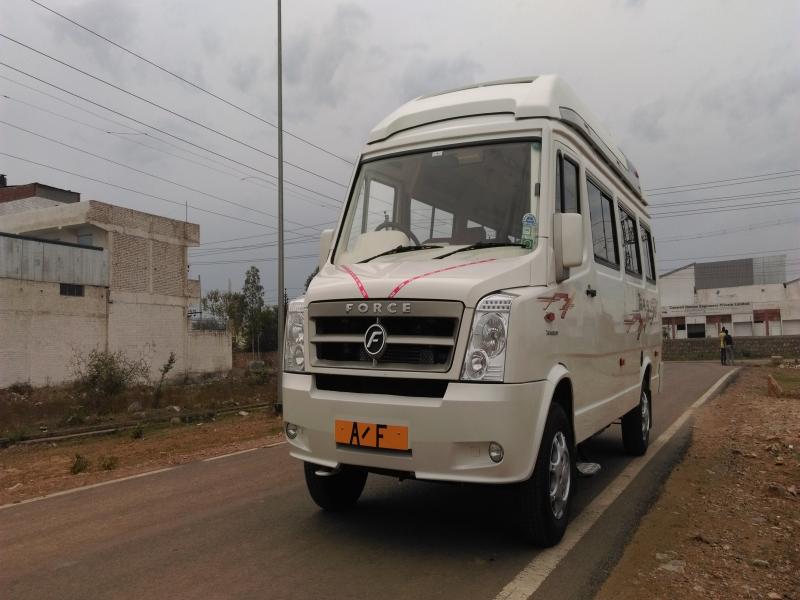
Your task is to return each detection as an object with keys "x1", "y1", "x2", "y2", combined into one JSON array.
[{"x1": 282, "y1": 75, "x2": 661, "y2": 547}]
